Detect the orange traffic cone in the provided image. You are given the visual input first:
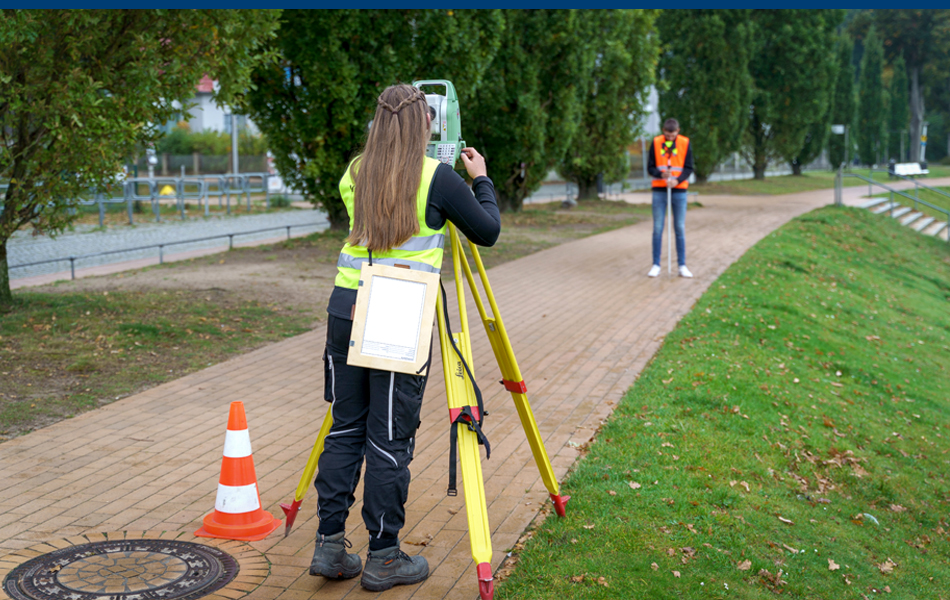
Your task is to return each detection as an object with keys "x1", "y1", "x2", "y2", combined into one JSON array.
[{"x1": 195, "y1": 401, "x2": 281, "y2": 541}]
